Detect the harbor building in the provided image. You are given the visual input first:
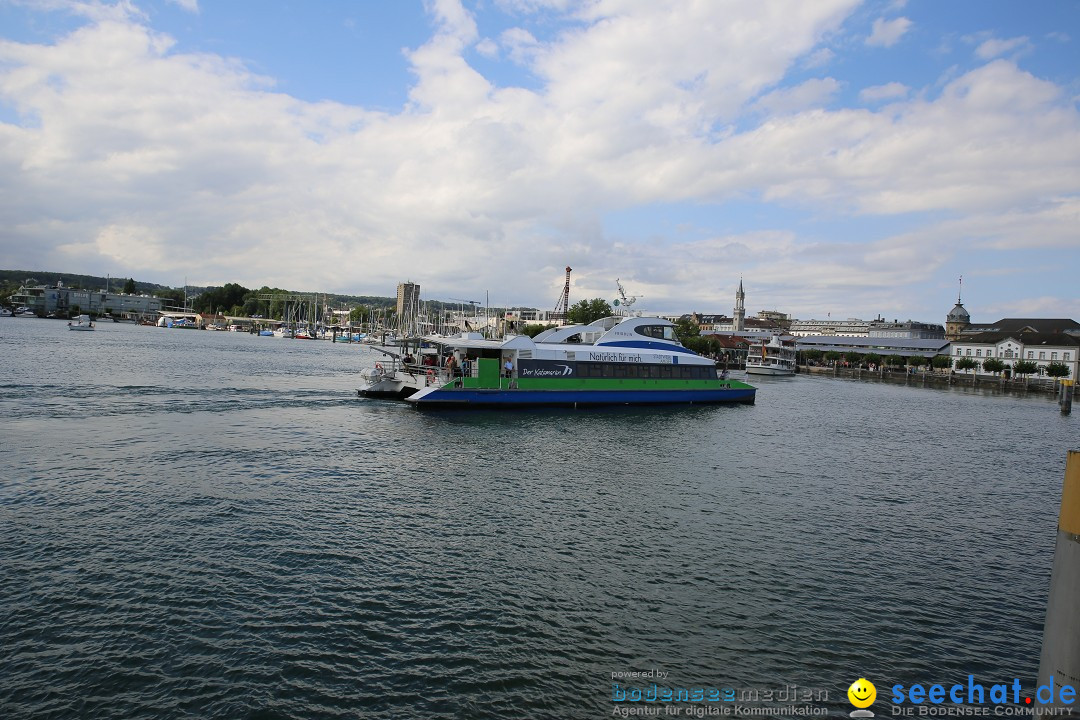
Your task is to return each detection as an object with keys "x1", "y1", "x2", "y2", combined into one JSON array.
[
  {"x1": 941, "y1": 290, "x2": 1079, "y2": 378},
  {"x1": 961, "y1": 318, "x2": 1080, "y2": 336},
  {"x1": 795, "y1": 335, "x2": 951, "y2": 359},
  {"x1": 10, "y1": 281, "x2": 162, "y2": 319},
  {"x1": 396, "y1": 281, "x2": 420, "y2": 318},
  {"x1": 504, "y1": 308, "x2": 558, "y2": 324},
  {"x1": 867, "y1": 319, "x2": 945, "y2": 339},
  {"x1": 756, "y1": 310, "x2": 791, "y2": 330},
  {"x1": 789, "y1": 317, "x2": 872, "y2": 337},
  {"x1": 687, "y1": 313, "x2": 781, "y2": 335},
  {"x1": 945, "y1": 297, "x2": 970, "y2": 340},
  {"x1": 950, "y1": 332, "x2": 1079, "y2": 380},
  {"x1": 791, "y1": 316, "x2": 943, "y2": 339}
]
